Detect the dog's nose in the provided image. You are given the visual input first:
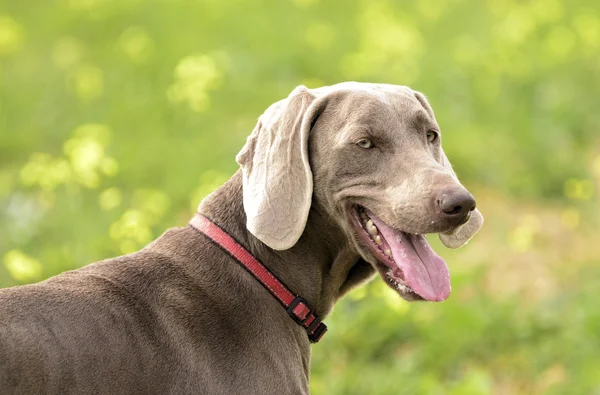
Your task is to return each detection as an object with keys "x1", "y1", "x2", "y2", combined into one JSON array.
[{"x1": 436, "y1": 188, "x2": 476, "y2": 222}]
